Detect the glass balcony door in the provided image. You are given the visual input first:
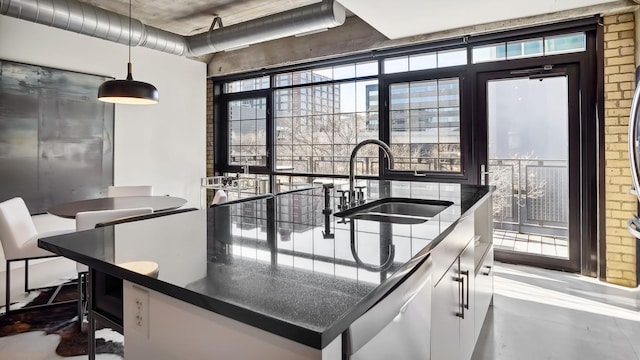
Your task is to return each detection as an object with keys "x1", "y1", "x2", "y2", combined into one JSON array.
[{"x1": 477, "y1": 65, "x2": 581, "y2": 272}]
